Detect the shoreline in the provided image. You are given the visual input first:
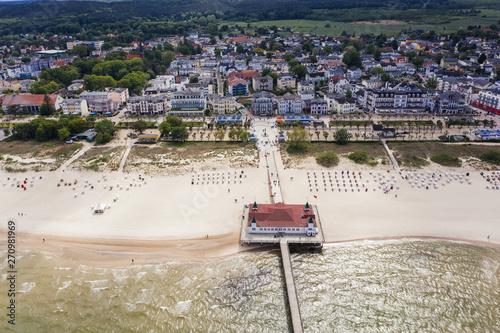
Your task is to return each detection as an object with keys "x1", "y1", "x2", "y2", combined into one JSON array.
[{"x1": 7, "y1": 232, "x2": 500, "y2": 268}]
